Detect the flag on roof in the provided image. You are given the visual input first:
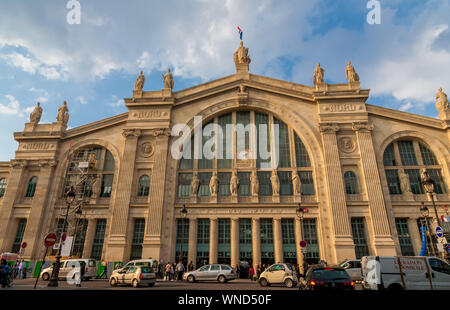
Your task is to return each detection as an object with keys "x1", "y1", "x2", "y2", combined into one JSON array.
[{"x1": 237, "y1": 26, "x2": 243, "y2": 40}]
